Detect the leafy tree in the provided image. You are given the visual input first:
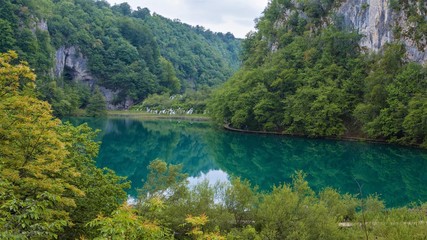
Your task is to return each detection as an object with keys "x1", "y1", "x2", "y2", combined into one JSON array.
[
  {"x1": 0, "y1": 51, "x2": 129, "y2": 239},
  {"x1": 88, "y1": 203, "x2": 169, "y2": 240},
  {"x1": 144, "y1": 13, "x2": 241, "y2": 90},
  {"x1": 224, "y1": 178, "x2": 259, "y2": 227},
  {"x1": 159, "y1": 57, "x2": 181, "y2": 93},
  {"x1": 209, "y1": 0, "x2": 426, "y2": 147},
  {"x1": 138, "y1": 159, "x2": 189, "y2": 203},
  {"x1": 403, "y1": 95, "x2": 427, "y2": 147},
  {"x1": 110, "y1": 159, "x2": 427, "y2": 239},
  {"x1": 86, "y1": 87, "x2": 107, "y2": 117},
  {"x1": 111, "y1": 2, "x2": 132, "y2": 16},
  {"x1": 354, "y1": 45, "x2": 426, "y2": 145},
  {"x1": 57, "y1": 122, "x2": 129, "y2": 239},
  {"x1": 0, "y1": 19, "x2": 16, "y2": 52},
  {"x1": 284, "y1": 85, "x2": 346, "y2": 136},
  {"x1": 0, "y1": 51, "x2": 80, "y2": 239}
]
